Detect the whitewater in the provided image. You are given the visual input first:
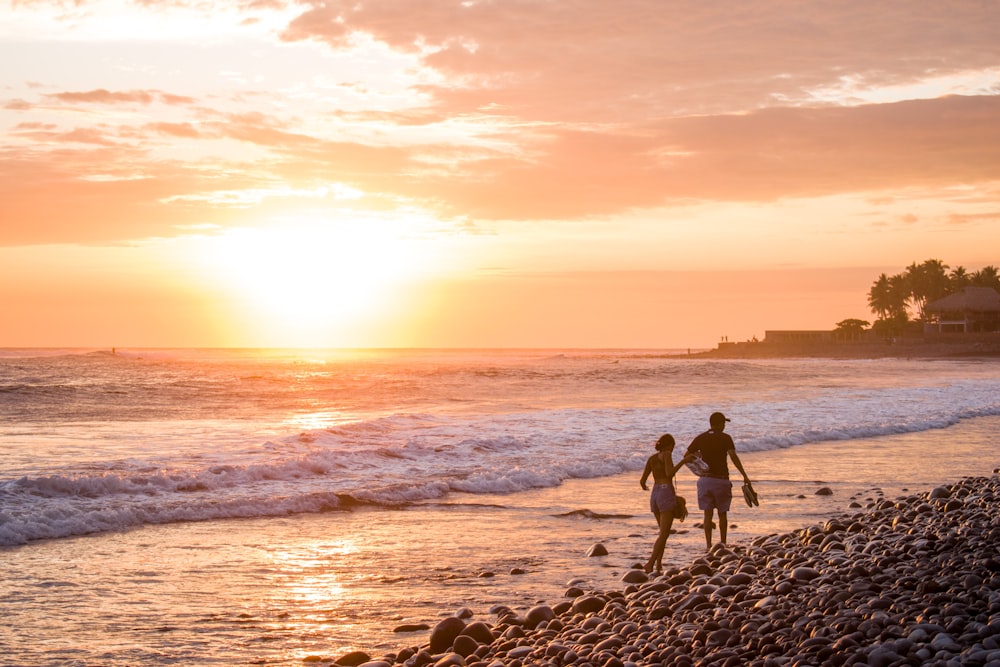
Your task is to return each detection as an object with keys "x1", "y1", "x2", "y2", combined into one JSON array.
[{"x1": 2, "y1": 348, "x2": 999, "y2": 665}]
